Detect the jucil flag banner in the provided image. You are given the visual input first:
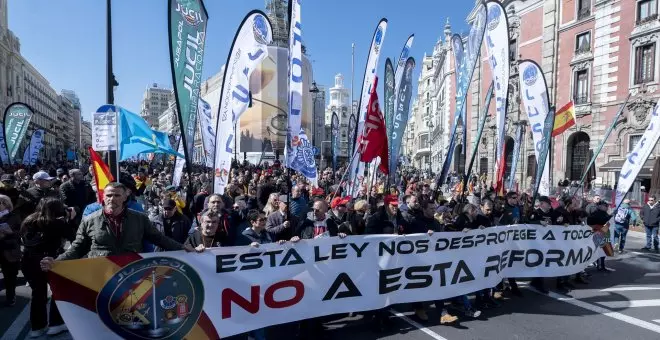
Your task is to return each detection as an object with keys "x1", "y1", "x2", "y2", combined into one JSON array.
[
  {"x1": 616, "y1": 97, "x2": 660, "y2": 208},
  {"x1": 50, "y1": 225, "x2": 602, "y2": 339},
  {"x1": 348, "y1": 113, "x2": 356, "y2": 158},
  {"x1": 437, "y1": 3, "x2": 487, "y2": 189},
  {"x1": 3, "y1": 102, "x2": 33, "y2": 163},
  {"x1": 0, "y1": 129, "x2": 10, "y2": 165},
  {"x1": 168, "y1": 0, "x2": 208, "y2": 172},
  {"x1": 213, "y1": 11, "x2": 272, "y2": 194},
  {"x1": 509, "y1": 123, "x2": 523, "y2": 190},
  {"x1": 198, "y1": 98, "x2": 216, "y2": 168},
  {"x1": 519, "y1": 60, "x2": 551, "y2": 196},
  {"x1": 388, "y1": 57, "x2": 415, "y2": 185},
  {"x1": 22, "y1": 129, "x2": 44, "y2": 166},
  {"x1": 485, "y1": 0, "x2": 510, "y2": 193},
  {"x1": 384, "y1": 58, "x2": 395, "y2": 147}
]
